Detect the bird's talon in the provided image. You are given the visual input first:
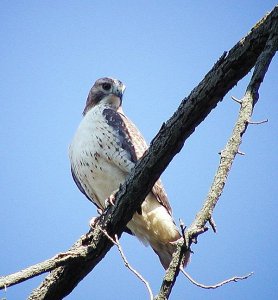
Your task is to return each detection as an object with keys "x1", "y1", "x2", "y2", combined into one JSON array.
[
  {"x1": 169, "y1": 240, "x2": 178, "y2": 245},
  {"x1": 105, "y1": 195, "x2": 116, "y2": 207}
]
